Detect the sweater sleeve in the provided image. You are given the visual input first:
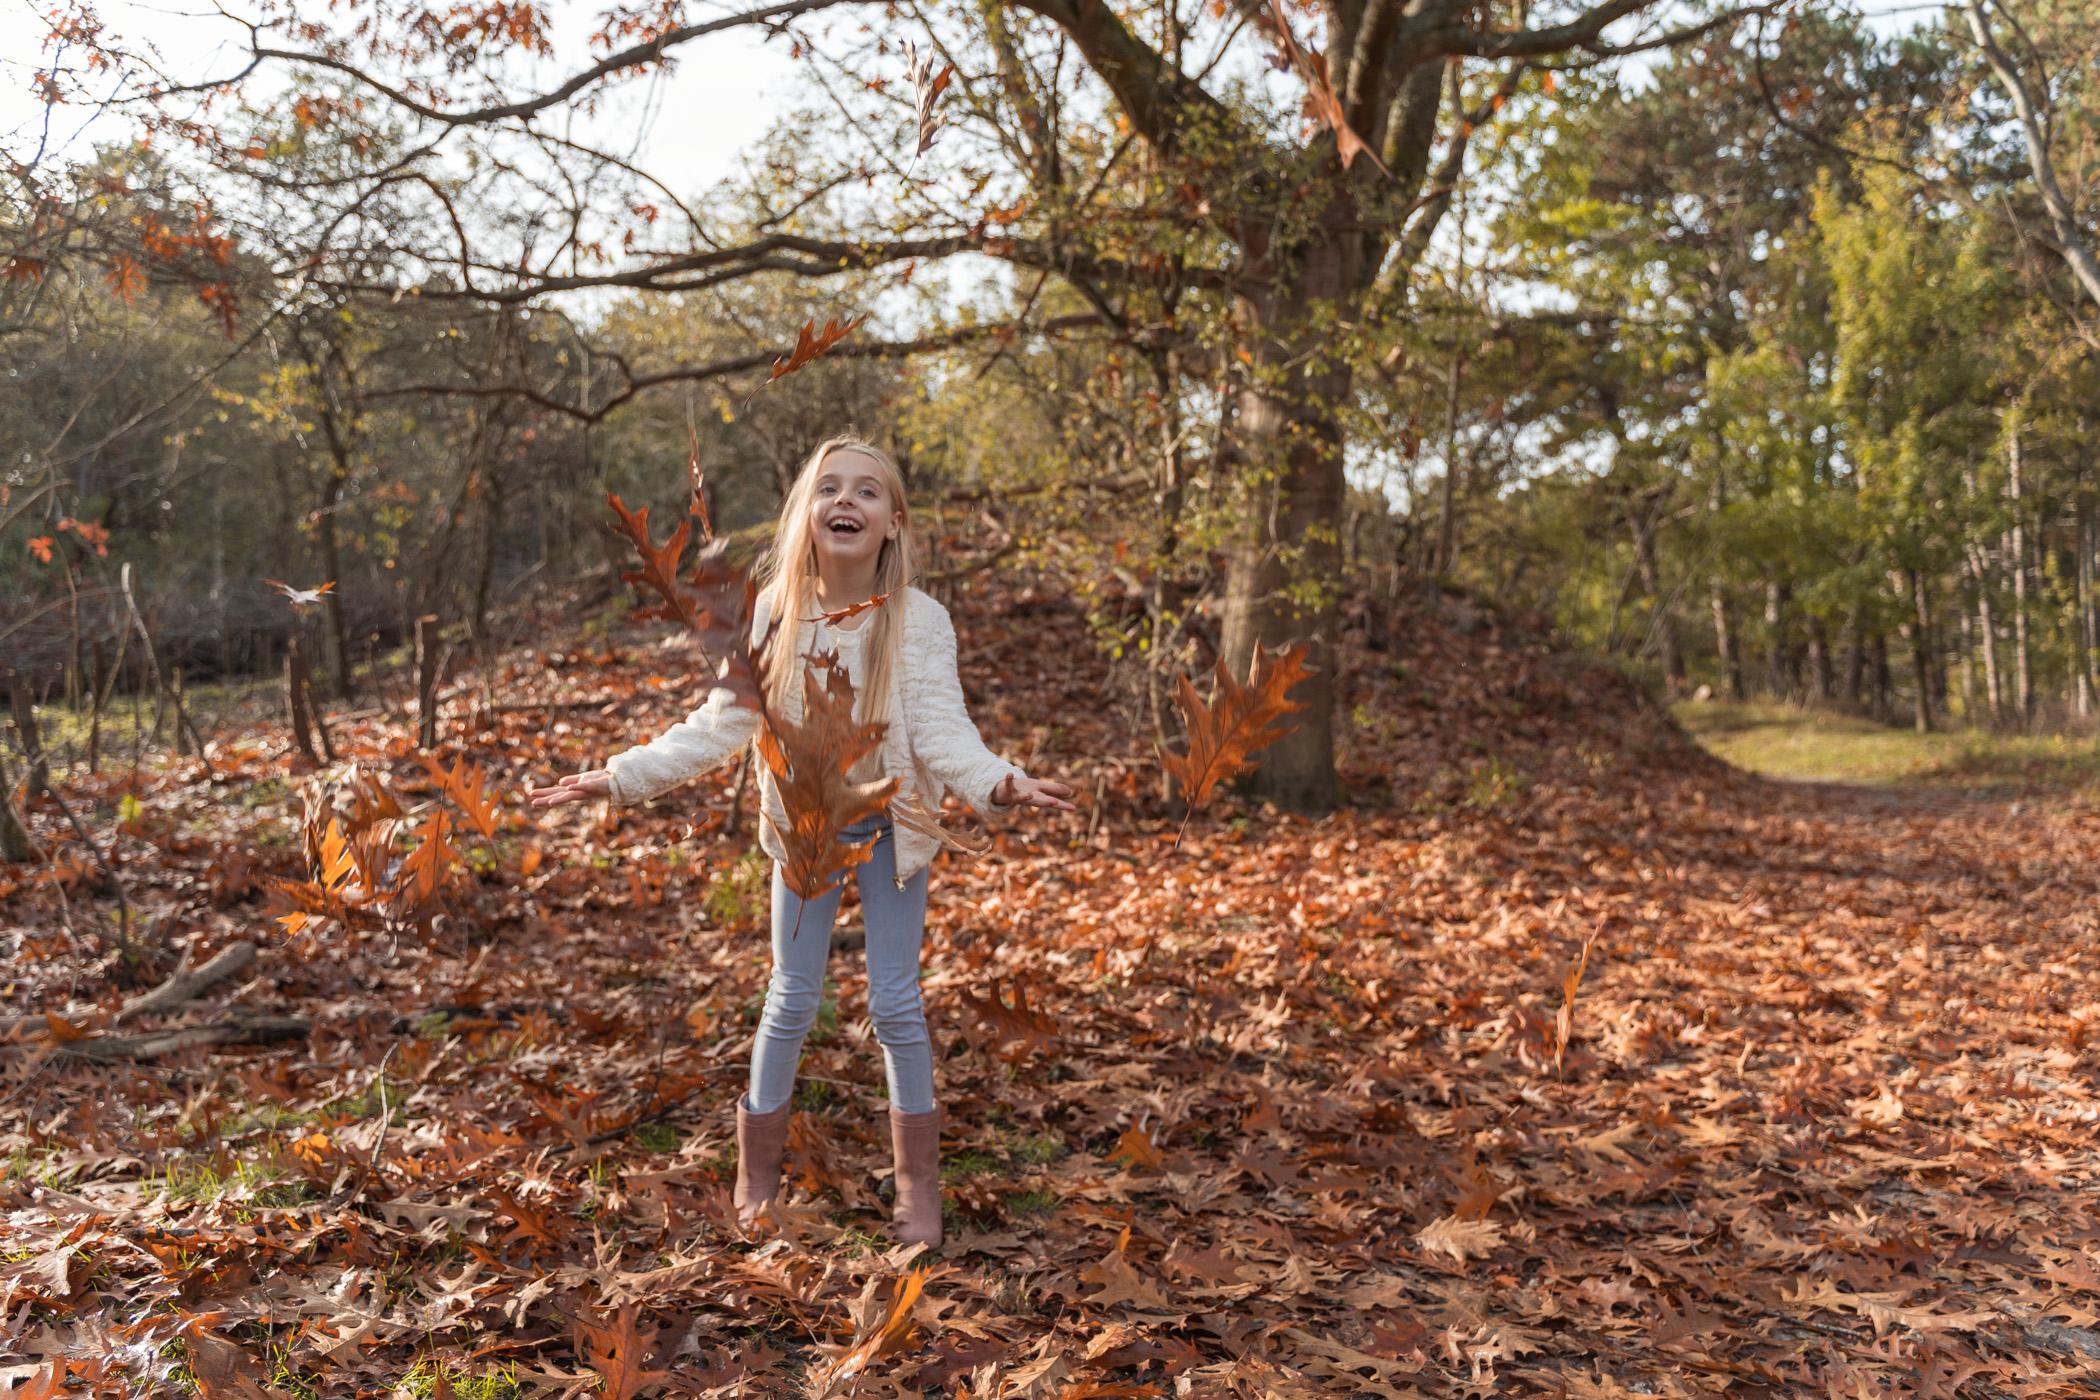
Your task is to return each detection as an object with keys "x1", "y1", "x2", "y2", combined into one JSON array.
[
  {"x1": 604, "y1": 591, "x2": 771, "y2": 806},
  {"x1": 908, "y1": 596, "x2": 1027, "y2": 814},
  {"x1": 603, "y1": 686, "x2": 760, "y2": 806}
]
